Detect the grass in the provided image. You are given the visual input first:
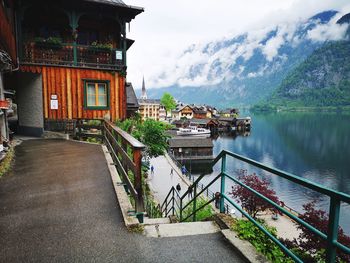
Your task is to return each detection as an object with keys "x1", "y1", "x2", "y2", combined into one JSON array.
[
  {"x1": 127, "y1": 223, "x2": 144, "y2": 233},
  {"x1": 181, "y1": 197, "x2": 214, "y2": 222},
  {"x1": 0, "y1": 146, "x2": 15, "y2": 178}
]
